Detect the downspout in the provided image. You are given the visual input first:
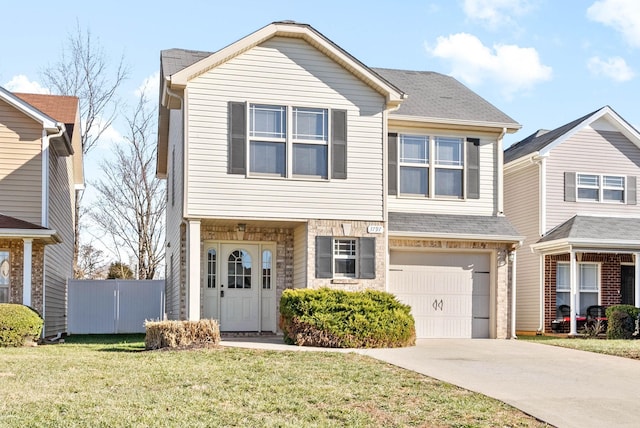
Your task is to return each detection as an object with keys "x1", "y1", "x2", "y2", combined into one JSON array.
[
  {"x1": 532, "y1": 154, "x2": 548, "y2": 334},
  {"x1": 510, "y1": 249, "x2": 517, "y2": 338},
  {"x1": 496, "y1": 127, "x2": 506, "y2": 215}
]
